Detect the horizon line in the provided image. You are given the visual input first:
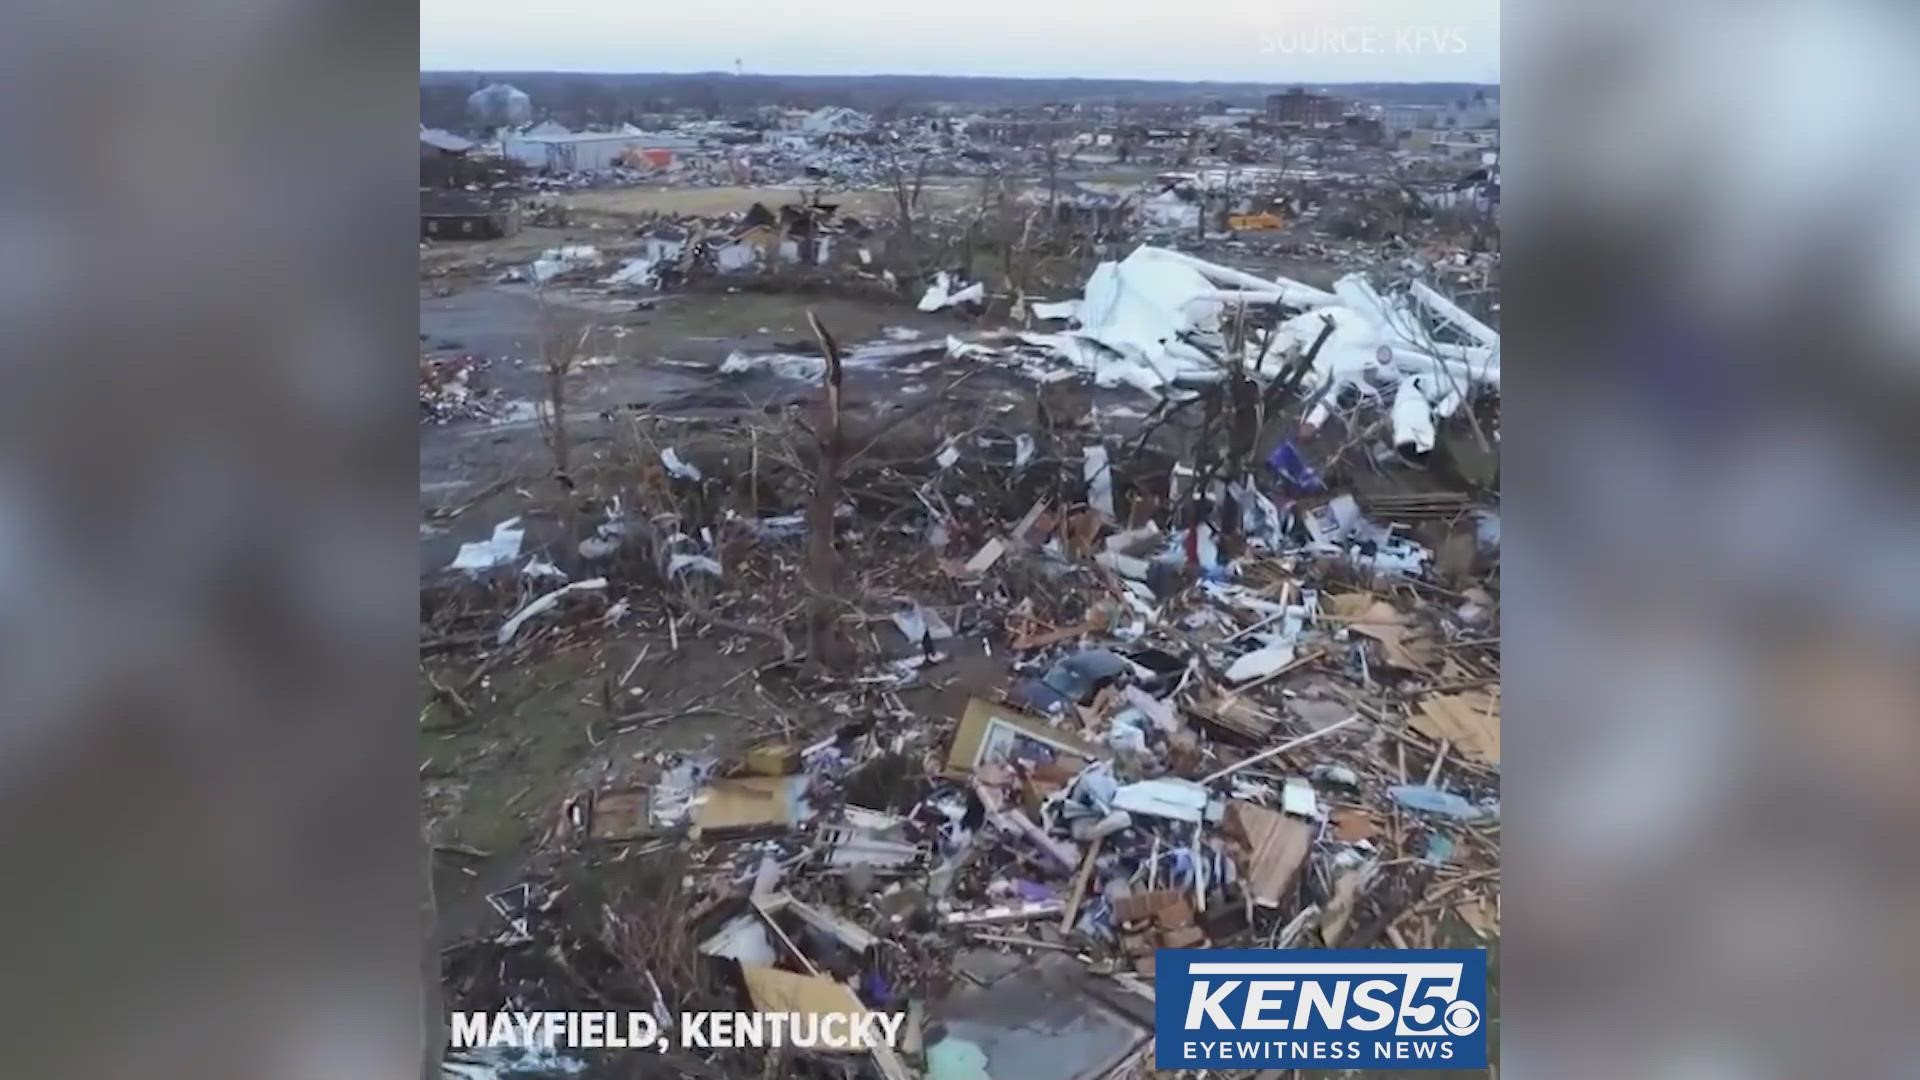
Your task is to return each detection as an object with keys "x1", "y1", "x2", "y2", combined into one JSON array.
[{"x1": 421, "y1": 68, "x2": 1500, "y2": 87}]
